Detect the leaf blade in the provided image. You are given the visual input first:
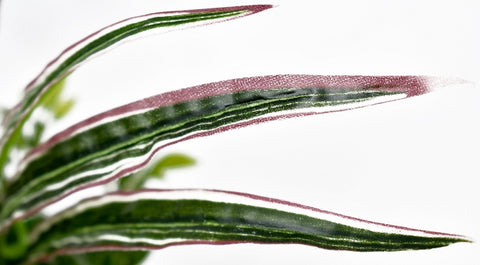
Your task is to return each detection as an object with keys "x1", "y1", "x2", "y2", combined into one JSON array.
[
  {"x1": 0, "y1": 4, "x2": 272, "y2": 182},
  {"x1": 25, "y1": 189, "x2": 468, "y2": 264},
  {"x1": 38, "y1": 251, "x2": 148, "y2": 265},
  {"x1": 1, "y1": 75, "x2": 432, "y2": 231}
]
